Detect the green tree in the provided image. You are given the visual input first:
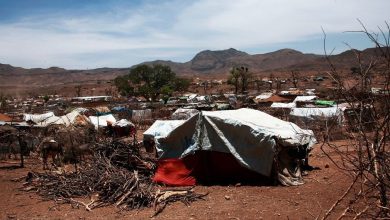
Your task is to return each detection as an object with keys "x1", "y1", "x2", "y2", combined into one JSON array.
[
  {"x1": 43, "y1": 95, "x2": 50, "y2": 103},
  {"x1": 114, "y1": 76, "x2": 133, "y2": 96},
  {"x1": 228, "y1": 67, "x2": 240, "y2": 94},
  {"x1": 174, "y1": 77, "x2": 191, "y2": 92},
  {"x1": 0, "y1": 93, "x2": 7, "y2": 110},
  {"x1": 238, "y1": 66, "x2": 250, "y2": 93},
  {"x1": 128, "y1": 64, "x2": 189, "y2": 101},
  {"x1": 227, "y1": 66, "x2": 251, "y2": 94}
]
